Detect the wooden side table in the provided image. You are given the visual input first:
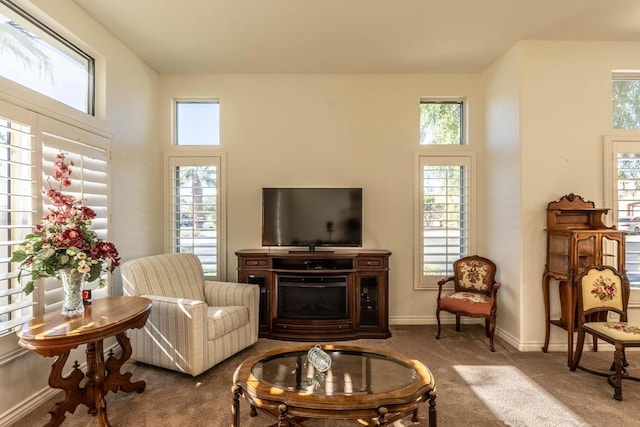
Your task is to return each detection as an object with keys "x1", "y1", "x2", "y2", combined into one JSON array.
[{"x1": 17, "y1": 296, "x2": 152, "y2": 427}]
